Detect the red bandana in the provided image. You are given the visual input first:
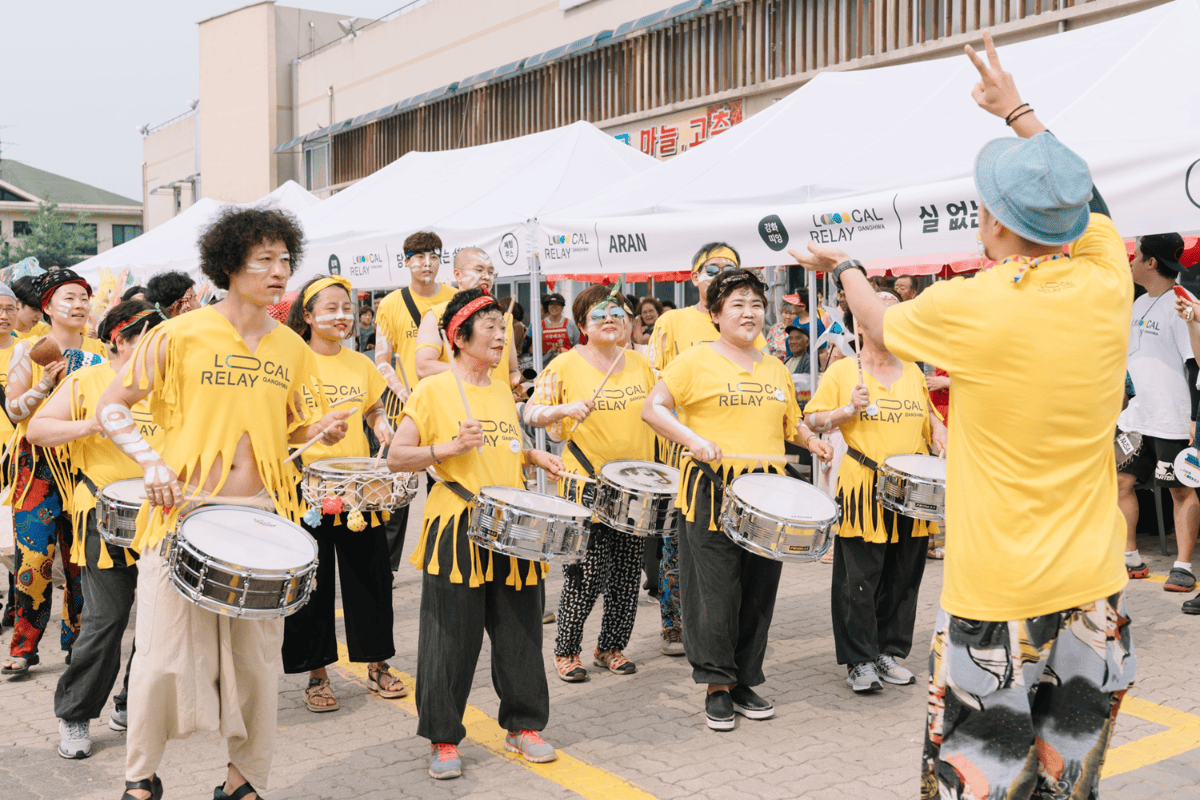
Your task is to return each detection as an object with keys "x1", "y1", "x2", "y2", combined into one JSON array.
[{"x1": 445, "y1": 295, "x2": 498, "y2": 351}]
